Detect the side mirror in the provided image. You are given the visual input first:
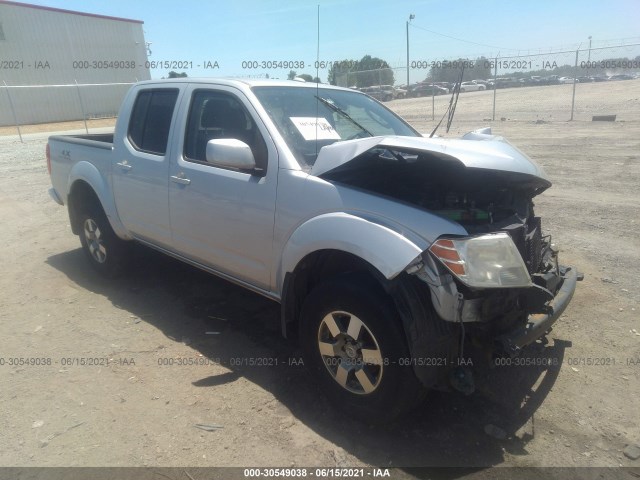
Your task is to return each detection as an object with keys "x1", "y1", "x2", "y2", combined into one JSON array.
[{"x1": 205, "y1": 139, "x2": 256, "y2": 171}]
